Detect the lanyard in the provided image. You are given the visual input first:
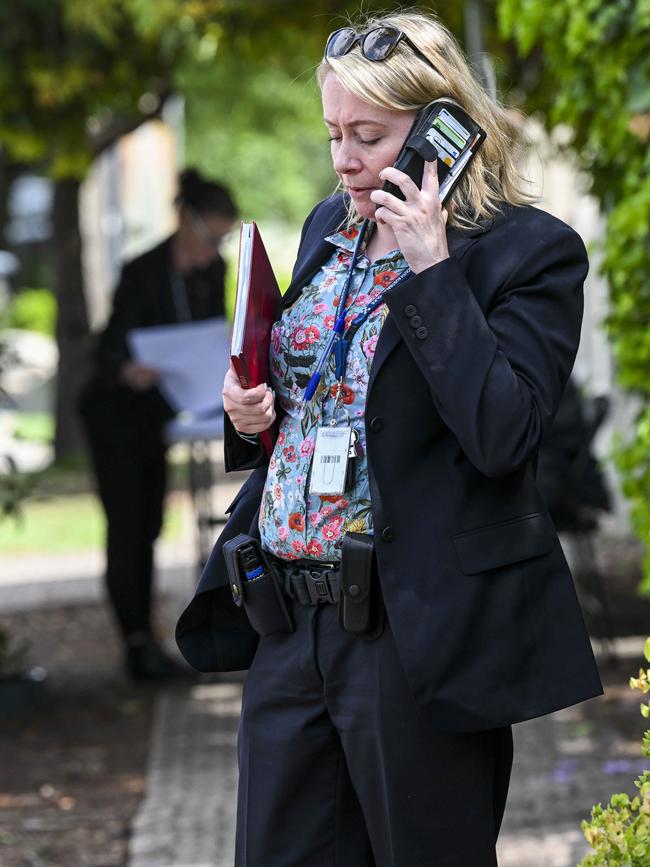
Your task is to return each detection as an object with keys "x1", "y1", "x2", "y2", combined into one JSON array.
[
  {"x1": 170, "y1": 268, "x2": 192, "y2": 323},
  {"x1": 333, "y1": 267, "x2": 411, "y2": 380},
  {"x1": 303, "y1": 219, "x2": 411, "y2": 402}
]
